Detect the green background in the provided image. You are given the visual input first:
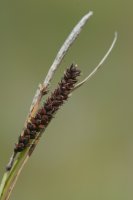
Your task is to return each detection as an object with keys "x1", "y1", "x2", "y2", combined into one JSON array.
[{"x1": 0, "y1": 1, "x2": 132, "y2": 199}]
